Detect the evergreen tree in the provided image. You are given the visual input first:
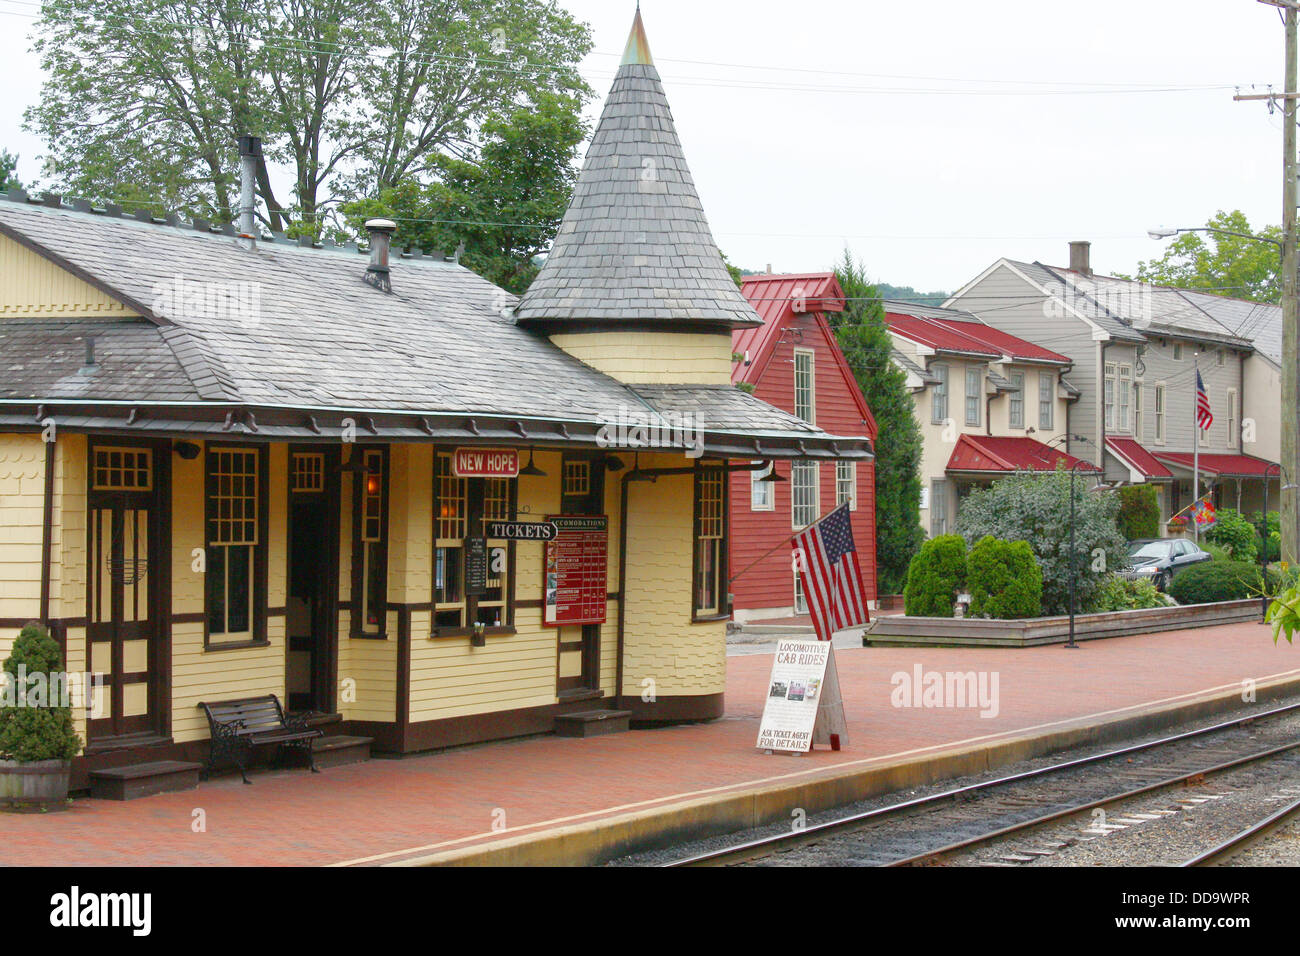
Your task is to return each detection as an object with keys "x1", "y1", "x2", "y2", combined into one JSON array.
[
  {"x1": 830, "y1": 249, "x2": 925, "y2": 593},
  {"x1": 0, "y1": 150, "x2": 19, "y2": 192}
]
